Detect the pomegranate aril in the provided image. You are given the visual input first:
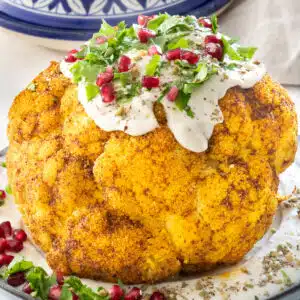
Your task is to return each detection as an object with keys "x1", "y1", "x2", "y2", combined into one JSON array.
[
  {"x1": 204, "y1": 35, "x2": 223, "y2": 46},
  {"x1": 148, "y1": 45, "x2": 161, "y2": 56},
  {"x1": 137, "y1": 15, "x2": 154, "y2": 27},
  {"x1": 0, "y1": 238, "x2": 7, "y2": 253},
  {"x1": 118, "y1": 55, "x2": 131, "y2": 73},
  {"x1": 6, "y1": 239, "x2": 23, "y2": 252},
  {"x1": 125, "y1": 287, "x2": 142, "y2": 300},
  {"x1": 23, "y1": 282, "x2": 33, "y2": 294},
  {"x1": 48, "y1": 285, "x2": 62, "y2": 300},
  {"x1": 101, "y1": 83, "x2": 115, "y2": 103},
  {"x1": 56, "y1": 270, "x2": 64, "y2": 285},
  {"x1": 0, "y1": 221, "x2": 12, "y2": 236},
  {"x1": 142, "y1": 76, "x2": 160, "y2": 88},
  {"x1": 13, "y1": 229, "x2": 27, "y2": 242},
  {"x1": 64, "y1": 49, "x2": 78, "y2": 63},
  {"x1": 167, "y1": 86, "x2": 179, "y2": 102},
  {"x1": 0, "y1": 190, "x2": 6, "y2": 200},
  {"x1": 96, "y1": 36, "x2": 107, "y2": 44},
  {"x1": 0, "y1": 254, "x2": 14, "y2": 266},
  {"x1": 166, "y1": 48, "x2": 181, "y2": 61},
  {"x1": 181, "y1": 51, "x2": 199, "y2": 64},
  {"x1": 205, "y1": 42, "x2": 223, "y2": 60},
  {"x1": 198, "y1": 18, "x2": 212, "y2": 28},
  {"x1": 72, "y1": 293, "x2": 79, "y2": 300},
  {"x1": 138, "y1": 29, "x2": 156, "y2": 43},
  {"x1": 96, "y1": 71, "x2": 114, "y2": 87},
  {"x1": 0, "y1": 227, "x2": 4, "y2": 239},
  {"x1": 109, "y1": 285, "x2": 124, "y2": 300},
  {"x1": 7, "y1": 272, "x2": 26, "y2": 287},
  {"x1": 150, "y1": 291, "x2": 166, "y2": 300}
]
